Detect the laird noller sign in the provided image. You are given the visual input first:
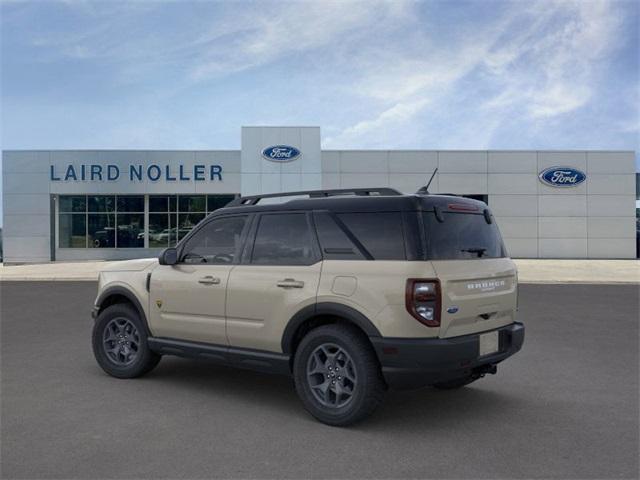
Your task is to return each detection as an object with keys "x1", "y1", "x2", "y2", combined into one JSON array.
[{"x1": 50, "y1": 163, "x2": 224, "y2": 182}]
